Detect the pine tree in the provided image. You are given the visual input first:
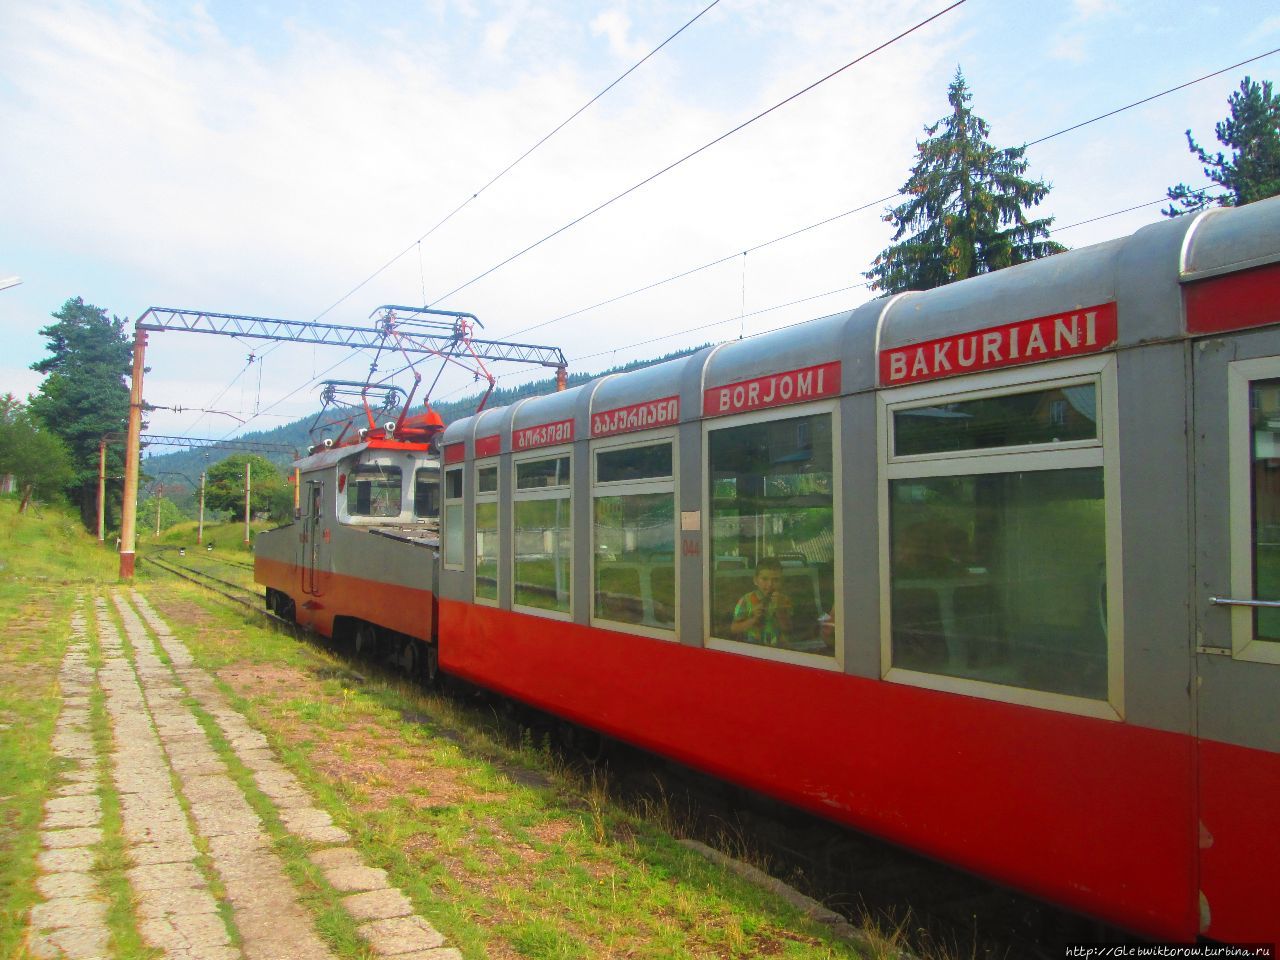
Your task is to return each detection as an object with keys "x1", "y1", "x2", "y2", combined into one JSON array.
[
  {"x1": 867, "y1": 69, "x2": 1064, "y2": 295},
  {"x1": 1164, "y1": 76, "x2": 1280, "y2": 217},
  {"x1": 28, "y1": 297, "x2": 133, "y2": 525}
]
